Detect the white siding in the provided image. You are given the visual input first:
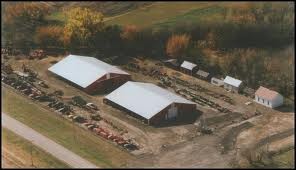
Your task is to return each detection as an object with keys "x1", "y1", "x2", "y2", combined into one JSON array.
[{"x1": 254, "y1": 94, "x2": 283, "y2": 108}]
